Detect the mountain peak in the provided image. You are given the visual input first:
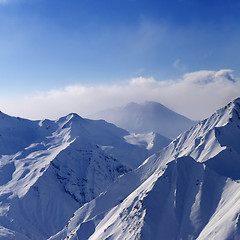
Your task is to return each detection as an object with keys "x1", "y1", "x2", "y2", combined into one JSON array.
[
  {"x1": 56, "y1": 113, "x2": 84, "y2": 130},
  {"x1": 125, "y1": 101, "x2": 170, "y2": 111},
  {"x1": 143, "y1": 100, "x2": 165, "y2": 107},
  {"x1": 66, "y1": 112, "x2": 83, "y2": 121},
  {"x1": 90, "y1": 101, "x2": 196, "y2": 139},
  {"x1": 209, "y1": 97, "x2": 240, "y2": 128}
]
